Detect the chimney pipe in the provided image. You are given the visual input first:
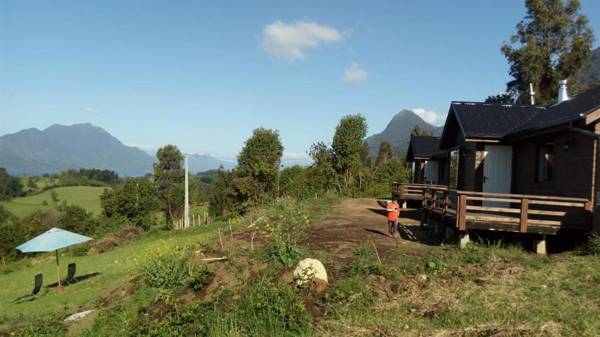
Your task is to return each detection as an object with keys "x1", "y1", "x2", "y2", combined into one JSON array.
[{"x1": 557, "y1": 79, "x2": 569, "y2": 103}]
